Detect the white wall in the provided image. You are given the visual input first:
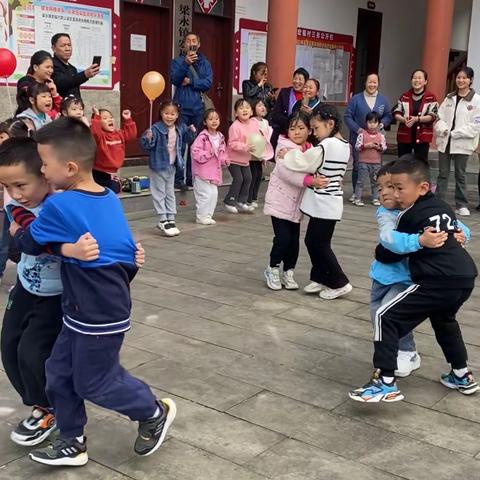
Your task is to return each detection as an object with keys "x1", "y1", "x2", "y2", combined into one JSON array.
[
  {"x1": 451, "y1": 0, "x2": 472, "y2": 51},
  {"x1": 467, "y1": 0, "x2": 480, "y2": 80}
]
